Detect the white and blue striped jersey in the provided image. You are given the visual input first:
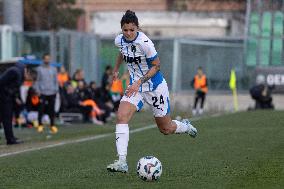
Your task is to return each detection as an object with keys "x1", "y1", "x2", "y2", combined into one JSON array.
[{"x1": 114, "y1": 31, "x2": 164, "y2": 92}]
